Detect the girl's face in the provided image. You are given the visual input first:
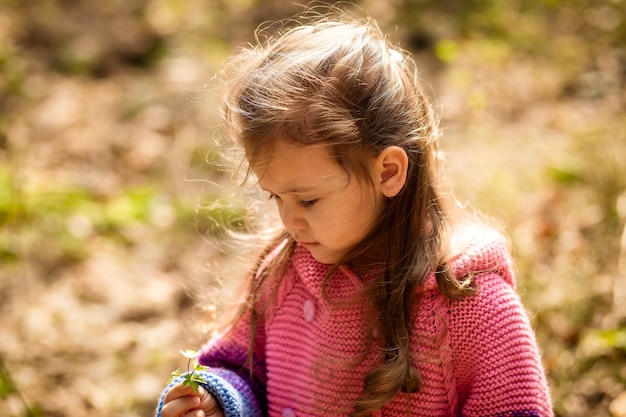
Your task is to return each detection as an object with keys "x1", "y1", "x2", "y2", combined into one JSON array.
[{"x1": 254, "y1": 139, "x2": 385, "y2": 264}]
